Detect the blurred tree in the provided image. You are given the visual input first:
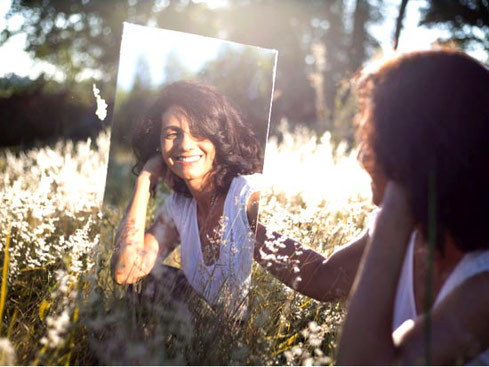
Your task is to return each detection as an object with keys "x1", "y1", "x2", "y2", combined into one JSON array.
[
  {"x1": 0, "y1": 0, "x2": 218, "y2": 146},
  {"x1": 393, "y1": 0, "x2": 409, "y2": 50},
  {"x1": 132, "y1": 55, "x2": 152, "y2": 89},
  {"x1": 111, "y1": 55, "x2": 155, "y2": 147},
  {"x1": 215, "y1": 0, "x2": 383, "y2": 136},
  {"x1": 1, "y1": 0, "x2": 218, "y2": 92},
  {"x1": 163, "y1": 51, "x2": 193, "y2": 84},
  {"x1": 1, "y1": 0, "x2": 384, "y2": 145},
  {"x1": 420, "y1": 0, "x2": 489, "y2": 55},
  {"x1": 0, "y1": 74, "x2": 43, "y2": 98},
  {"x1": 199, "y1": 45, "x2": 276, "y2": 141},
  {"x1": 350, "y1": 0, "x2": 382, "y2": 75},
  {"x1": 0, "y1": 74, "x2": 103, "y2": 147},
  {"x1": 320, "y1": 0, "x2": 382, "y2": 146}
]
